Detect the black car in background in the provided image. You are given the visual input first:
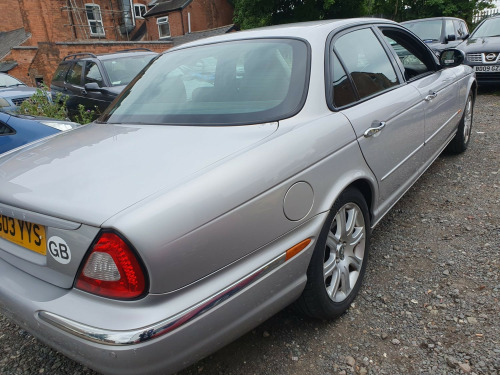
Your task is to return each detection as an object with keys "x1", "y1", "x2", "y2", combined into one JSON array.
[
  {"x1": 51, "y1": 49, "x2": 157, "y2": 116},
  {"x1": 402, "y1": 17, "x2": 469, "y2": 54},
  {"x1": 457, "y1": 15, "x2": 500, "y2": 85}
]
